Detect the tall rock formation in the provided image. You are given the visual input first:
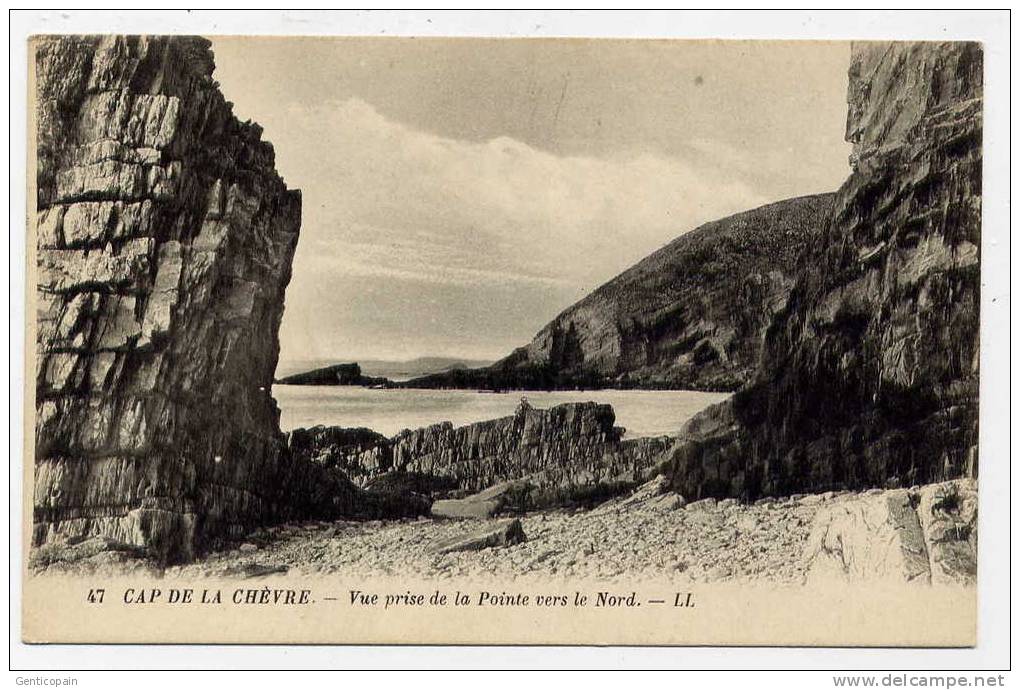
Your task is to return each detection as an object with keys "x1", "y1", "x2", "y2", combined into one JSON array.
[
  {"x1": 32, "y1": 35, "x2": 350, "y2": 561},
  {"x1": 667, "y1": 41, "x2": 982, "y2": 500},
  {"x1": 408, "y1": 194, "x2": 833, "y2": 392}
]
